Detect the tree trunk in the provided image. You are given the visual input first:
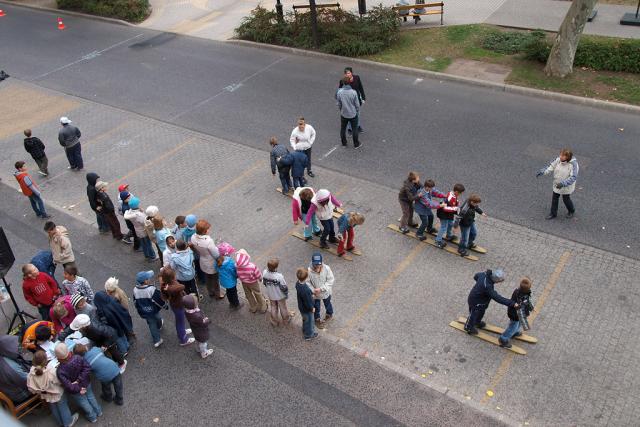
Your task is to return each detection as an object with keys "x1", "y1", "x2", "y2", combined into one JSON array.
[
  {"x1": 544, "y1": 0, "x2": 597, "y2": 78},
  {"x1": 309, "y1": 0, "x2": 319, "y2": 48}
]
